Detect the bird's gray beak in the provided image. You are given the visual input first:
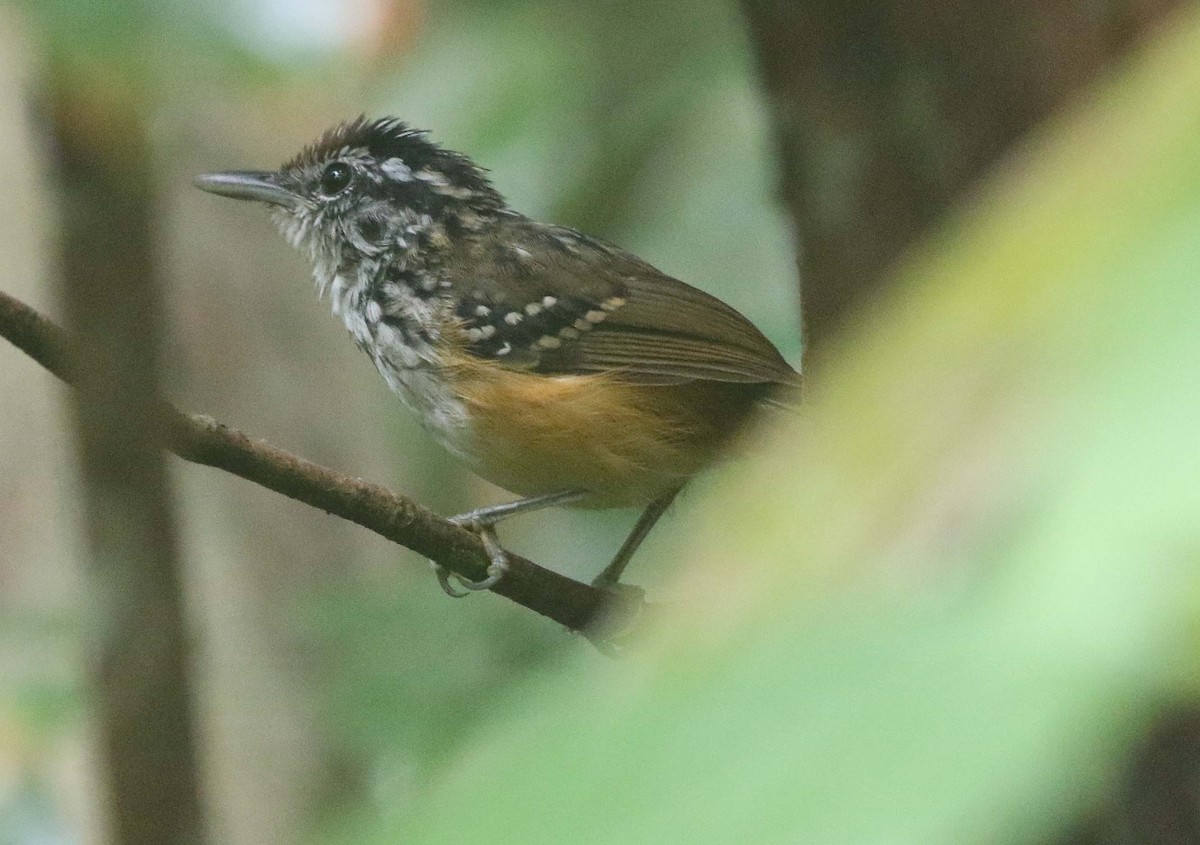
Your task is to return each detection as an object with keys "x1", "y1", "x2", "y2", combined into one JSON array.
[{"x1": 193, "y1": 170, "x2": 296, "y2": 207}]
